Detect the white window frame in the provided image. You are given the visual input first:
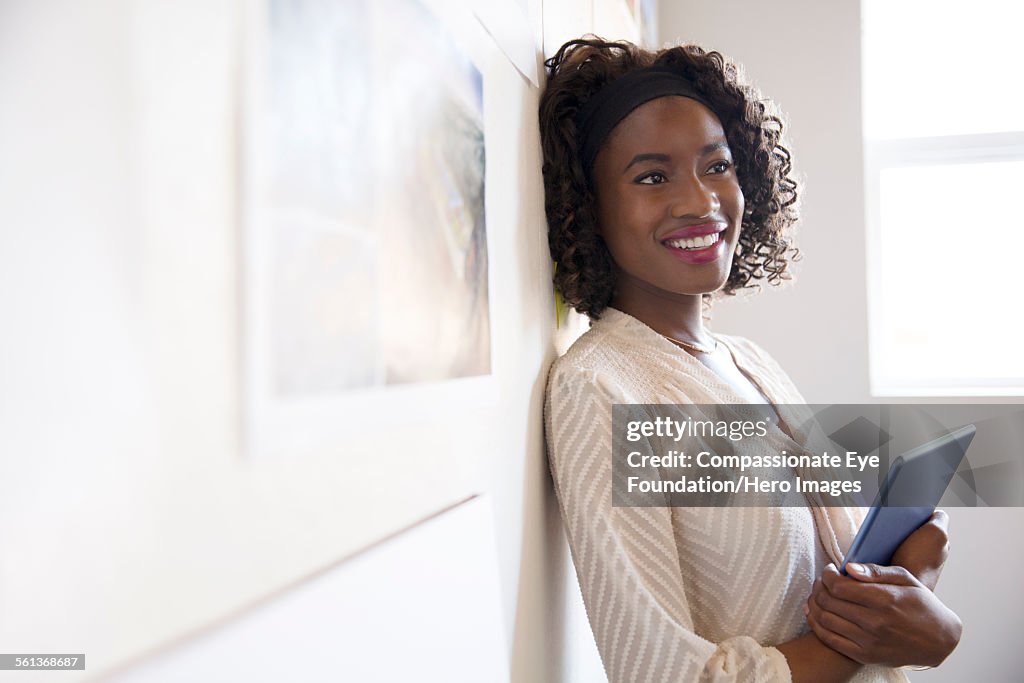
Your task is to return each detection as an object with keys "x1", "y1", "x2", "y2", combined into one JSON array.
[{"x1": 864, "y1": 131, "x2": 1024, "y2": 396}]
